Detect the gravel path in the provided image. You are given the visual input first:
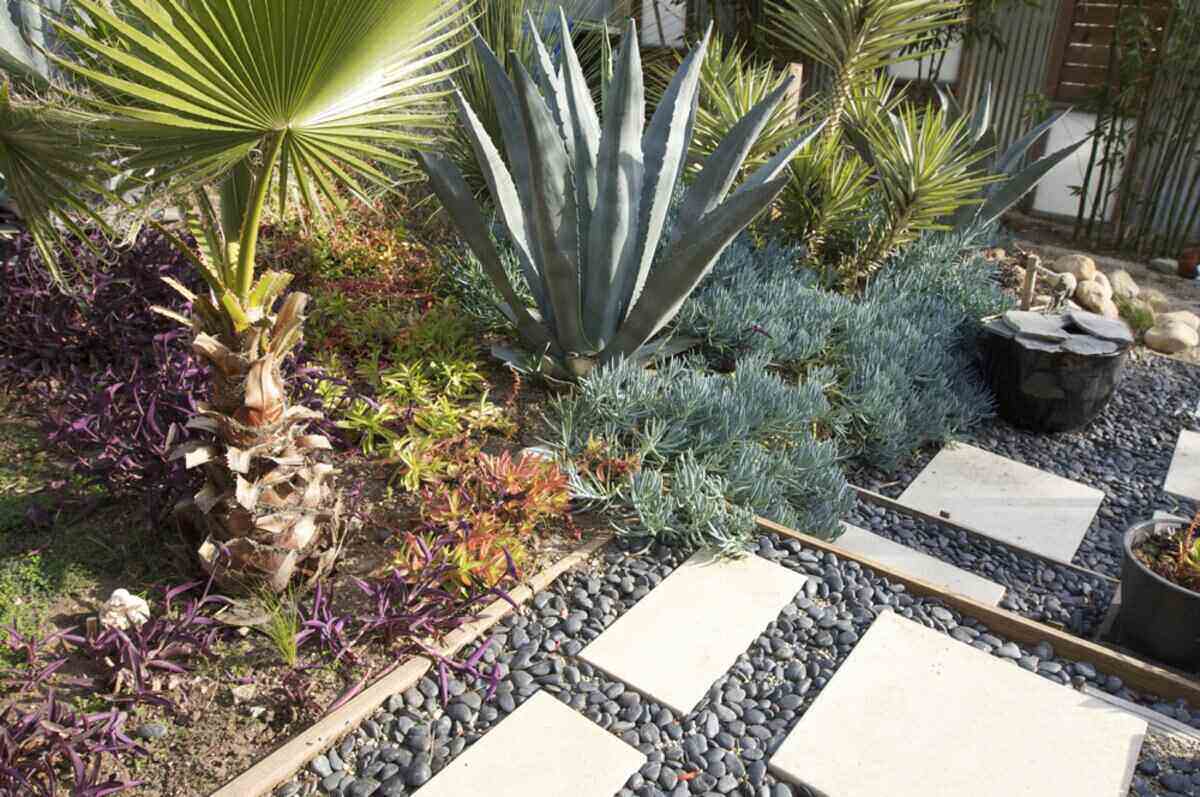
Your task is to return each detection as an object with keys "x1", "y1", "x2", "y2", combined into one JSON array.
[
  {"x1": 275, "y1": 534, "x2": 1199, "y2": 797},
  {"x1": 846, "y1": 498, "x2": 1118, "y2": 636},
  {"x1": 851, "y1": 353, "x2": 1200, "y2": 579}
]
